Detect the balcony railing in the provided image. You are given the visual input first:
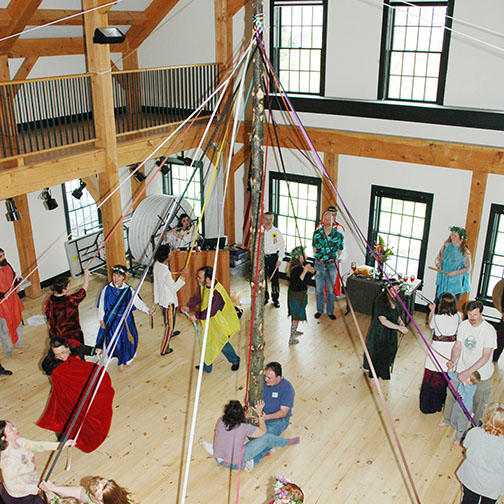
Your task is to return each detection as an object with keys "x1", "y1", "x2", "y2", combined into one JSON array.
[
  {"x1": 0, "y1": 63, "x2": 220, "y2": 160},
  {"x1": 112, "y1": 63, "x2": 219, "y2": 135}
]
